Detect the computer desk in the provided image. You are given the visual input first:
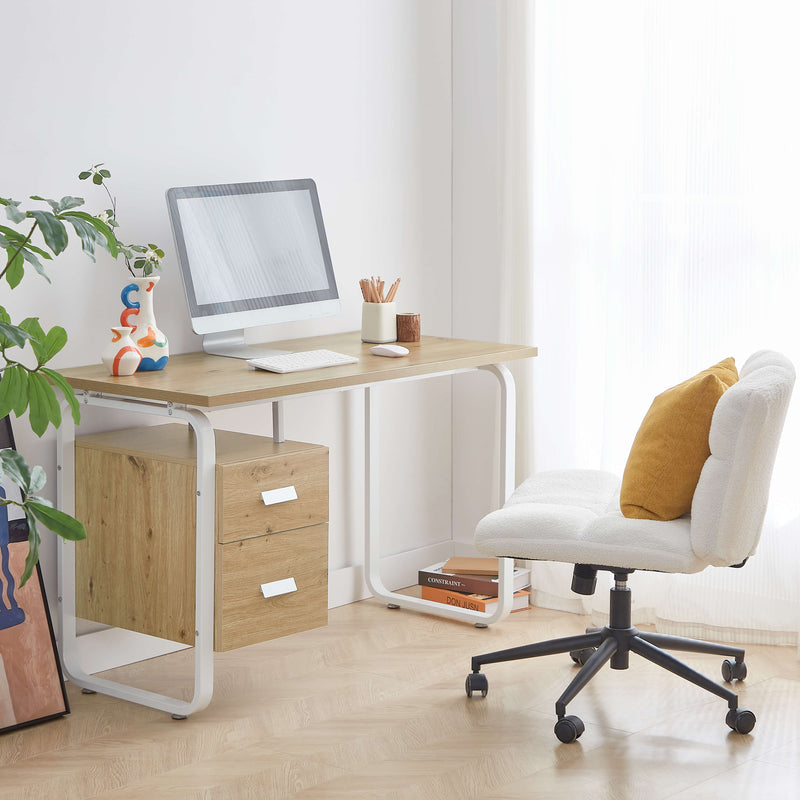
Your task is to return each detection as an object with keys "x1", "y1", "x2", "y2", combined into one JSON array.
[{"x1": 56, "y1": 331, "x2": 538, "y2": 717}]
